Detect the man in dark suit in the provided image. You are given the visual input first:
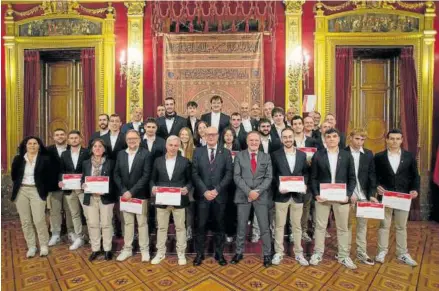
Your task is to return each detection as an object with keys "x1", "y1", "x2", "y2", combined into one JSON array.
[
  {"x1": 121, "y1": 107, "x2": 145, "y2": 137},
  {"x1": 114, "y1": 130, "x2": 152, "y2": 262},
  {"x1": 88, "y1": 114, "x2": 110, "y2": 148},
  {"x1": 271, "y1": 127, "x2": 309, "y2": 266},
  {"x1": 309, "y1": 128, "x2": 357, "y2": 269},
  {"x1": 141, "y1": 118, "x2": 166, "y2": 161},
  {"x1": 231, "y1": 131, "x2": 273, "y2": 267},
  {"x1": 58, "y1": 130, "x2": 90, "y2": 251},
  {"x1": 374, "y1": 129, "x2": 420, "y2": 267},
  {"x1": 101, "y1": 114, "x2": 127, "y2": 161},
  {"x1": 192, "y1": 126, "x2": 233, "y2": 266},
  {"x1": 156, "y1": 105, "x2": 165, "y2": 118},
  {"x1": 312, "y1": 121, "x2": 332, "y2": 150},
  {"x1": 344, "y1": 128, "x2": 377, "y2": 265},
  {"x1": 303, "y1": 116, "x2": 315, "y2": 138},
  {"x1": 240, "y1": 102, "x2": 258, "y2": 132},
  {"x1": 156, "y1": 97, "x2": 187, "y2": 140},
  {"x1": 230, "y1": 112, "x2": 248, "y2": 150},
  {"x1": 186, "y1": 101, "x2": 200, "y2": 134},
  {"x1": 270, "y1": 107, "x2": 287, "y2": 143},
  {"x1": 325, "y1": 113, "x2": 346, "y2": 149},
  {"x1": 201, "y1": 95, "x2": 230, "y2": 136}
]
